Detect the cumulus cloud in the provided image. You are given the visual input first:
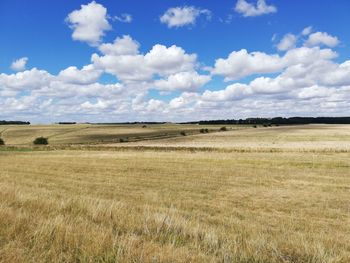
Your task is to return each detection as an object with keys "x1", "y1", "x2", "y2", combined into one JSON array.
[
  {"x1": 1, "y1": 25, "x2": 350, "y2": 122},
  {"x1": 305, "y1": 32, "x2": 340, "y2": 48},
  {"x1": 277, "y1": 33, "x2": 297, "y2": 51},
  {"x1": 160, "y1": 6, "x2": 211, "y2": 28},
  {"x1": 0, "y1": 68, "x2": 53, "y2": 92},
  {"x1": 202, "y1": 83, "x2": 251, "y2": 101},
  {"x1": 211, "y1": 49, "x2": 283, "y2": 81},
  {"x1": 81, "y1": 99, "x2": 110, "y2": 110},
  {"x1": 146, "y1": 99, "x2": 166, "y2": 112},
  {"x1": 235, "y1": 0, "x2": 277, "y2": 17},
  {"x1": 274, "y1": 27, "x2": 339, "y2": 53},
  {"x1": 169, "y1": 92, "x2": 199, "y2": 109},
  {"x1": 166, "y1": 48, "x2": 350, "y2": 118},
  {"x1": 93, "y1": 38, "x2": 198, "y2": 82},
  {"x1": 113, "y1": 13, "x2": 132, "y2": 23},
  {"x1": 2, "y1": 47, "x2": 350, "y2": 121},
  {"x1": 66, "y1": 1, "x2": 111, "y2": 46},
  {"x1": 209, "y1": 55, "x2": 350, "y2": 101},
  {"x1": 92, "y1": 53, "x2": 152, "y2": 82},
  {"x1": 153, "y1": 71, "x2": 211, "y2": 91},
  {"x1": 99, "y1": 35, "x2": 140, "y2": 56},
  {"x1": 10, "y1": 57, "x2": 28, "y2": 71},
  {"x1": 144, "y1": 44, "x2": 197, "y2": 75},
  {"x1": 211, "y1": 46, "x2": 337, "y2": 81},
  {"x1": 58, "y1": 64, "x2": 102, "y2": 85}
]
